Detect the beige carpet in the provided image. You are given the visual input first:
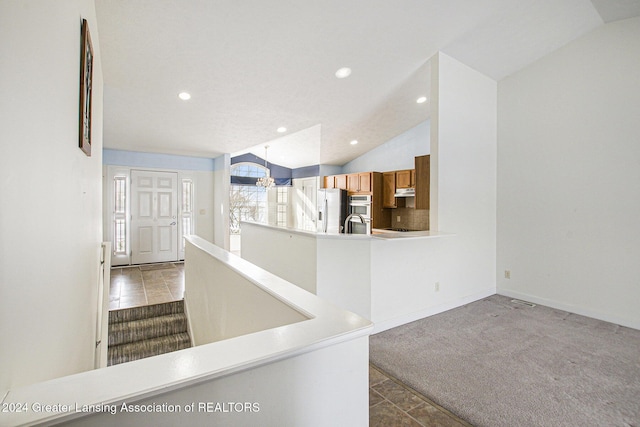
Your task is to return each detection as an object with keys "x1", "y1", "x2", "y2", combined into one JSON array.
[{"x1": 370, "y1": 295, "x2": 640, "y2": 427}]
